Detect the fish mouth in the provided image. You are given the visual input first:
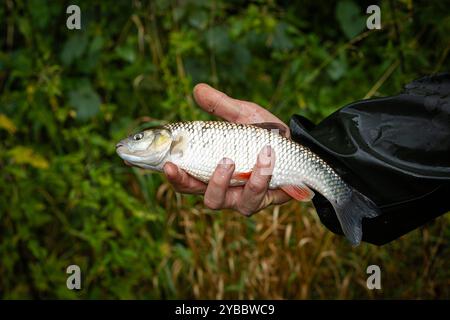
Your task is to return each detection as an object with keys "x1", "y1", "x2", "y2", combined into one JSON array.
[
  {"x1": 115, "y1": 141, "x2": 129, "y2": 158},
  {"x1": 115, "y1": 142, "x2": 146, "y2": 165},
  {"x1": 115, "y1": 143, "x2": 125, "y2": 153},
  {"x1": 115, "y1": 138, "x2": 129, "y2": 153}
]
